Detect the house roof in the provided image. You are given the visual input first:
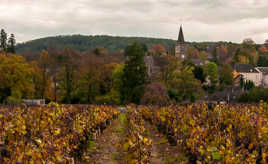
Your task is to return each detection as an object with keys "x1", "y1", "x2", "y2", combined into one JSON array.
[
  {"x1": 234, "y1": 64, "x2": 259, "y2": 73},
  {"x1": 257, "y1": 67, "x2": 268, "y2": 75}
]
